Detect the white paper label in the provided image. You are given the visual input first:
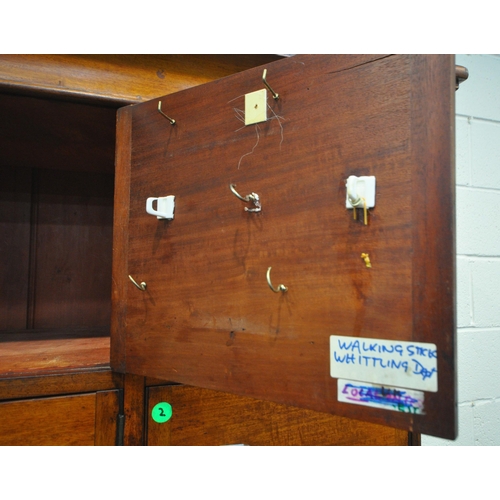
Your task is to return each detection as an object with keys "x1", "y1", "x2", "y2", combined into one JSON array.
[
  {"x1": 330, "y1": 335, "x2": 438, "y2": 392},
  {"x1": 338, "y1": 379, "x2": 425, "y2": 414}
]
